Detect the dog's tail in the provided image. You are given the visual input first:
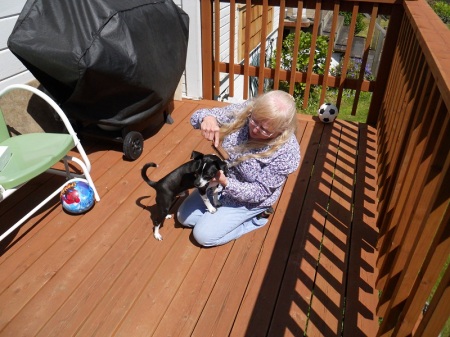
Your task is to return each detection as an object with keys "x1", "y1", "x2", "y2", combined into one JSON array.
[{"x1": 141, "y1": 163, "x2": 158, "y2": 187}]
